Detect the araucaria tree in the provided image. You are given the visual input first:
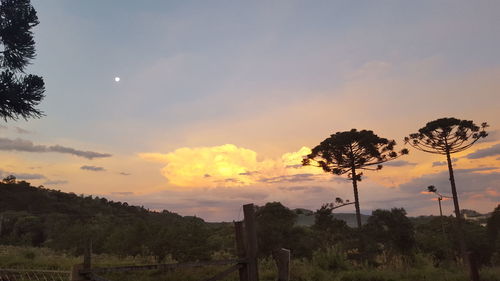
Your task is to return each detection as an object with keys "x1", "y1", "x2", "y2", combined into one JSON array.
[
  {"x1": 405, "y1": 117, "x2": 487, "y2": 281},
  {"x1": 0, "y1": 0, "x2": 45, "y2": 121},
  {"x1": 303, "y1": 129, "x2": 408, "y2": 228}
]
